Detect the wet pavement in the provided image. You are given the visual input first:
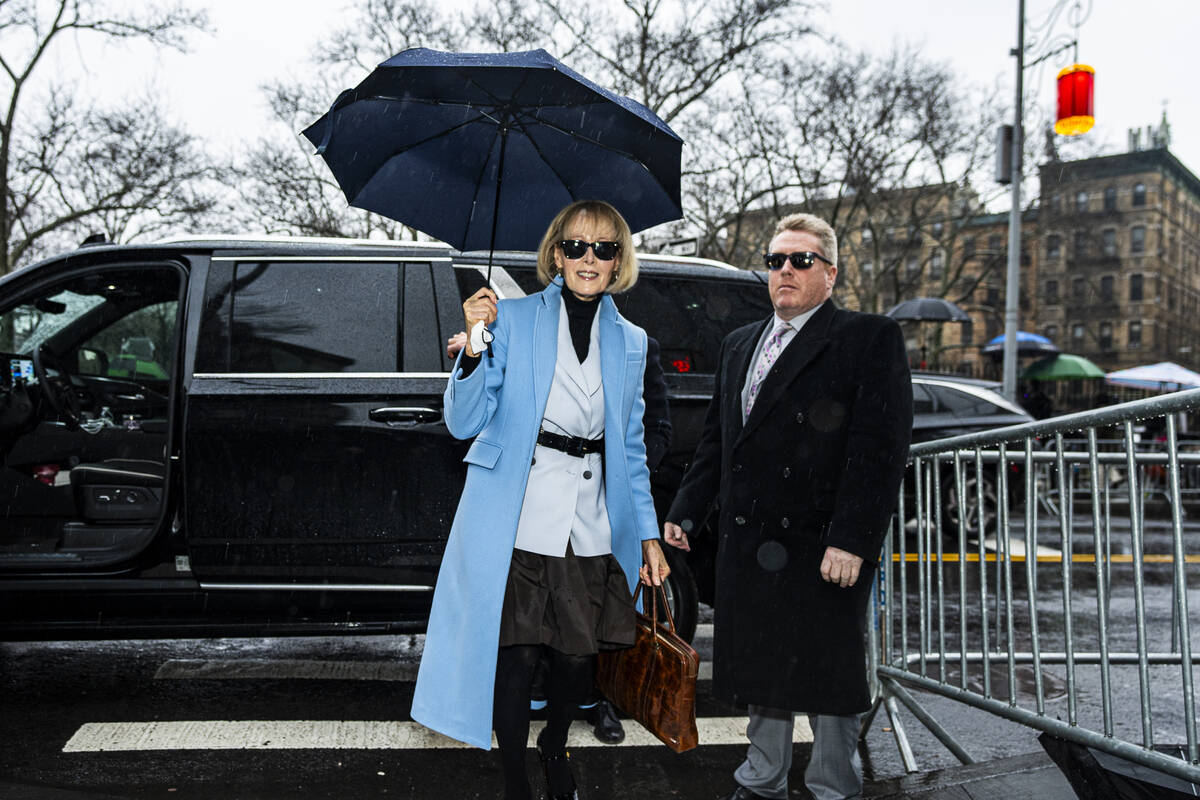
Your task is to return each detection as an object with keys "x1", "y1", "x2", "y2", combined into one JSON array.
[{"x1": 1, "y1": 509, "x2": 1195, "y2": 798}]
